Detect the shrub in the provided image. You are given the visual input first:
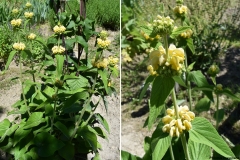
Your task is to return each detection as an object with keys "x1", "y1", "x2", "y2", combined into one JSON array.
[{"x1": 86, "y1": 0, "x2": 120, "y2": 30}]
